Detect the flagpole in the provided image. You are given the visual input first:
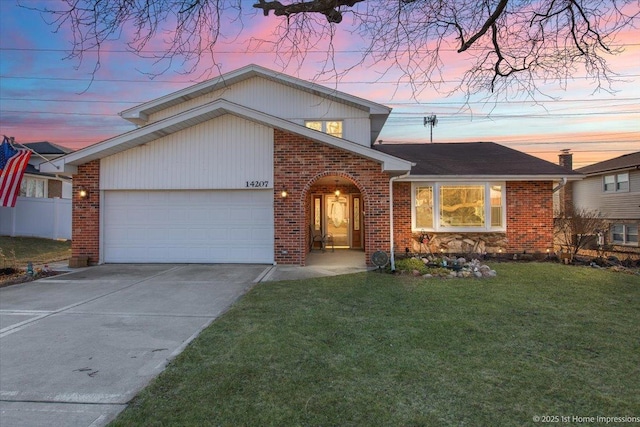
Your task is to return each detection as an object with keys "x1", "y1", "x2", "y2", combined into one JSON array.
[{"x1": 5, "y1": 136, "x2": 61, "y2": 171}]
